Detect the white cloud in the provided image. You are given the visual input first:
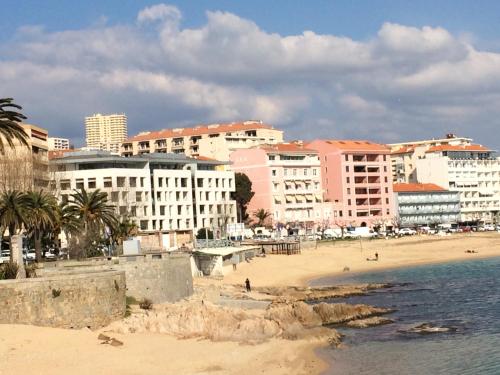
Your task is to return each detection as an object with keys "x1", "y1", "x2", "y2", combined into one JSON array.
[{"x1": 0, "y1": 3, "x2": 499, "y2": 149}]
